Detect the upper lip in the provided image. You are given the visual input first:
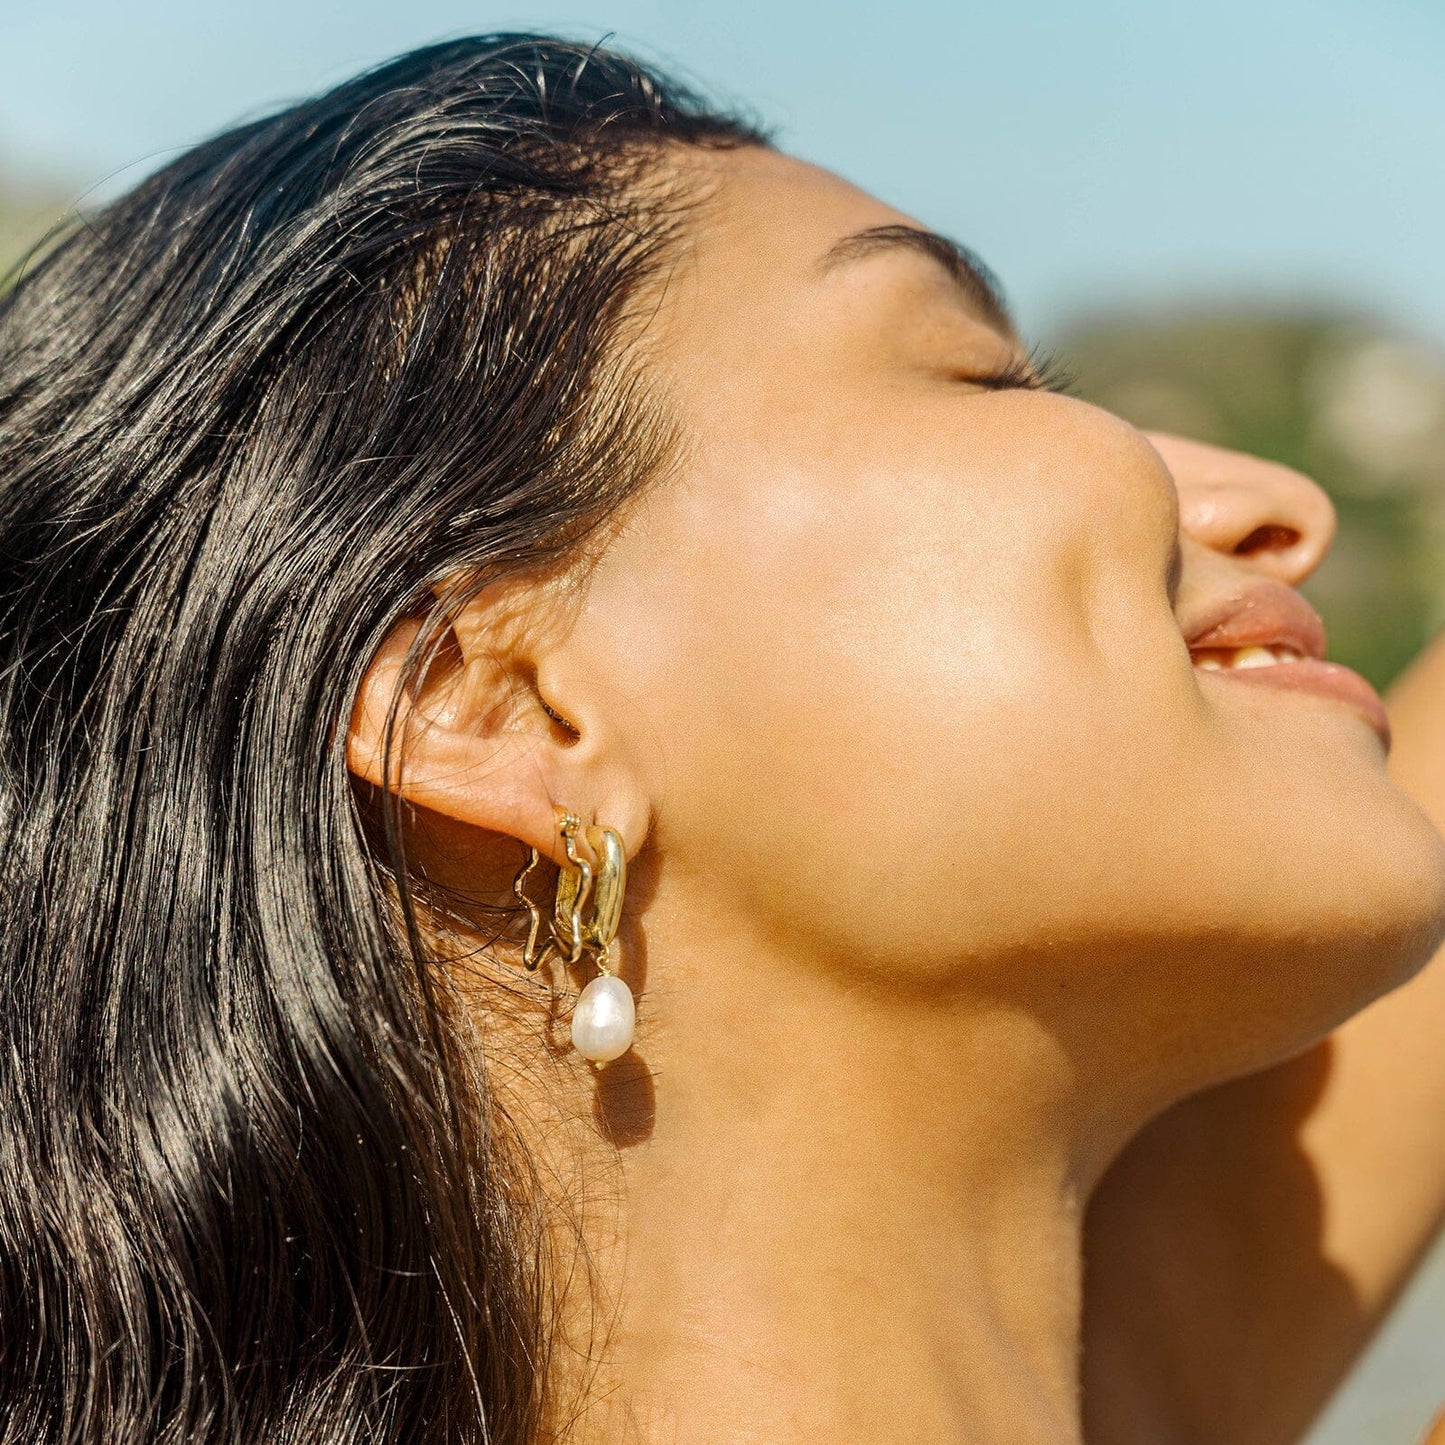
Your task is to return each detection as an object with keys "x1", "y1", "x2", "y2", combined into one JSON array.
[{"x1": 1181, "y1": 581, "x2": 1327, "y2": 660}]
